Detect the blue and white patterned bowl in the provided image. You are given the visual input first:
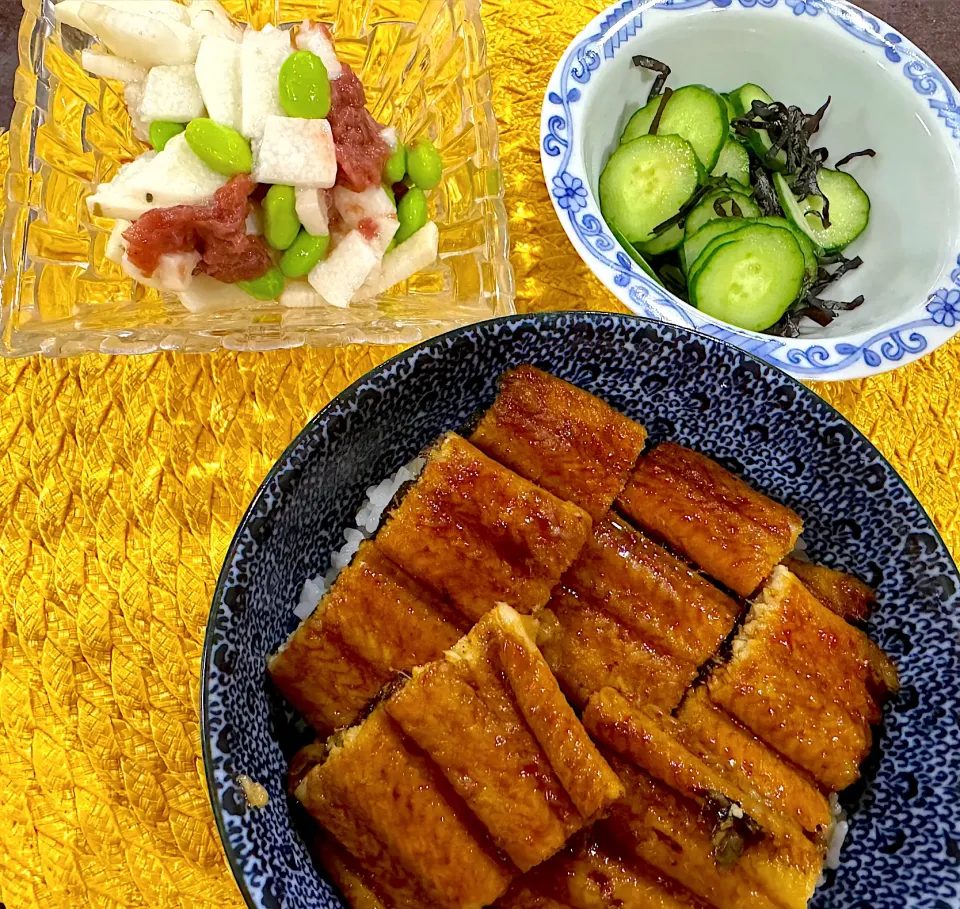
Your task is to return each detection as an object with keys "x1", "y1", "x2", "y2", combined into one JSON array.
[
  {"x1": 541, "y1": 0, "x2": 960, "y2": 380},
  {"x1": 201, "y1": 313, "x2": 960, "y2": 909}
]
